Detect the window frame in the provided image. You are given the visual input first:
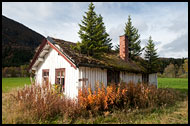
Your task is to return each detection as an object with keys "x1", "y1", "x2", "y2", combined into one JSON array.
[
  {"x1": 55, "y1": 68, "x2": 66, "y2": 92},
  {"x1": 142, "y1": 73, "x2": 149, "y2": 84},
  {"x1": 107, "y1": 69, "x2": 120, "y2": 85},
  {"x1": 42, "y1": 69, "x2": 49, "y2": 83}
]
